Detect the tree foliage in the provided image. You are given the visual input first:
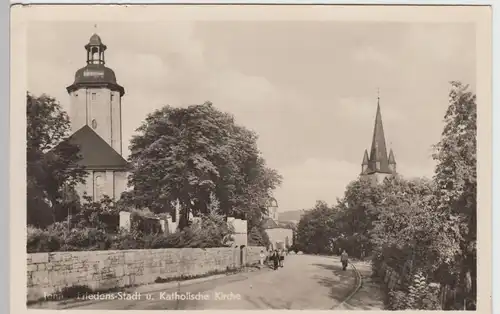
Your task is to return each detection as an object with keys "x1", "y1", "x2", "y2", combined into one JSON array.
[
  {"x1": 187, "y1": 193, "x2": 235, "y2": 247},
  {"x1": 295, "y1": 201, "x2": 337, "y2": 254},
  {"x1": 332, "y1": 177, "x2": 385, "y2": 257},
  {"x1": 370, "y1": 176, "x2": 453, "y2": 272},
  {"x1": 123, "y1": 102, "x2": 282, "y2": 229},
  {"x1": 26, "y1": 93, "x2": 86, "y2": 227},
  {"x1": 70, "y1": 195, "x2": 122, "y2": 232},
  {"x1": 432, "y1": 81, "x2": 477, "y2": 305},
  {"x1": 388, "y1": 271, "x2": 441, "y2": 310}
]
